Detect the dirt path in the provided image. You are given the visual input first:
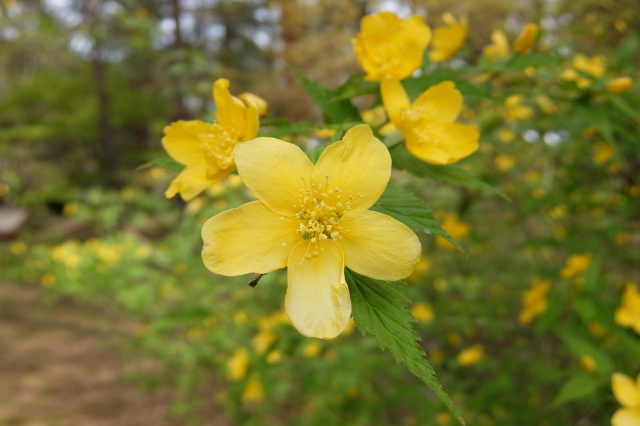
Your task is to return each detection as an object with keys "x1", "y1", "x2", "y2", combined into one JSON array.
[{"x1": 0, "y1": 282, "x2": 174, "y2": 426}]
